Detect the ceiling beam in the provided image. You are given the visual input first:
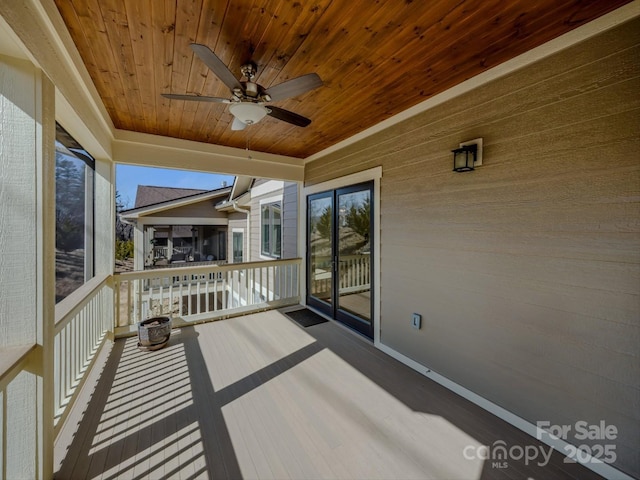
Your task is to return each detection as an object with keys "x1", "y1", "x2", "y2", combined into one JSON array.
[{"x1": 112, "y1": 129, "x2": 304, "y2": 181}]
